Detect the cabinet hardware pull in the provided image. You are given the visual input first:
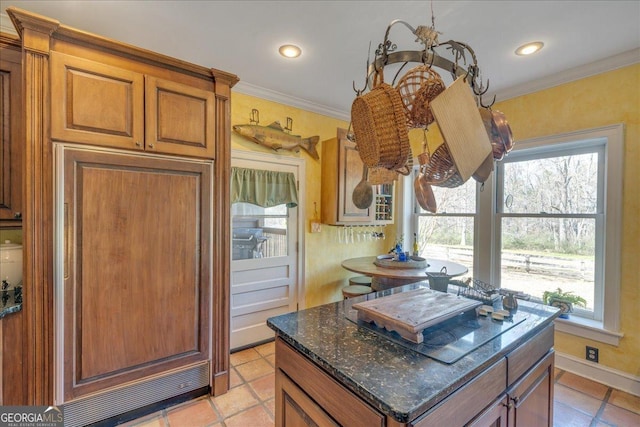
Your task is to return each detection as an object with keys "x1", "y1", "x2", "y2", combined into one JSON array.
[
  {"x1": 148, "y1": 143, "x2": 154, "y2": 149},
  {"x1": 135, "y1": 141, "x2": 142, "y2": 147},
  {"x1": 13, "y1": 212, "x2": 22, "y2": 219}
]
